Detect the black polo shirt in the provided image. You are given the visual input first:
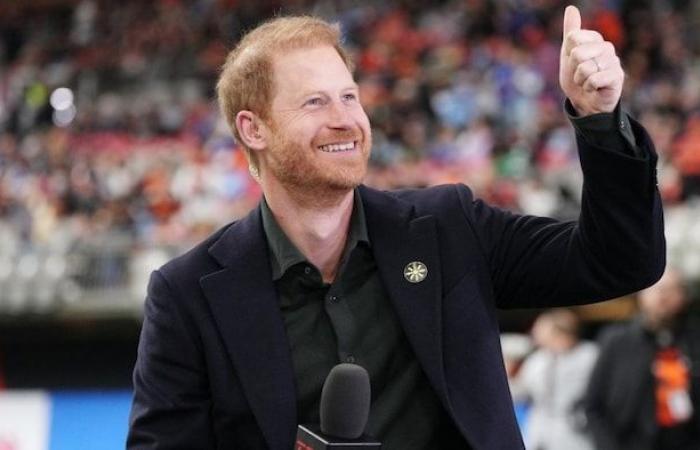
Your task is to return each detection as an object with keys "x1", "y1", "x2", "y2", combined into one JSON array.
[{"x1": 260, "y1": 192, "x2": 464, "y2": 449}]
